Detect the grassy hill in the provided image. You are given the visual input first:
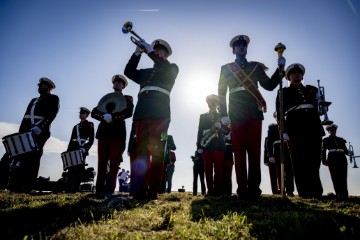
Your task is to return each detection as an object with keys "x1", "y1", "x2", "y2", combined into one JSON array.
[{"x1": 0, "y1": 190, "x2": 359, "y2": 239}]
